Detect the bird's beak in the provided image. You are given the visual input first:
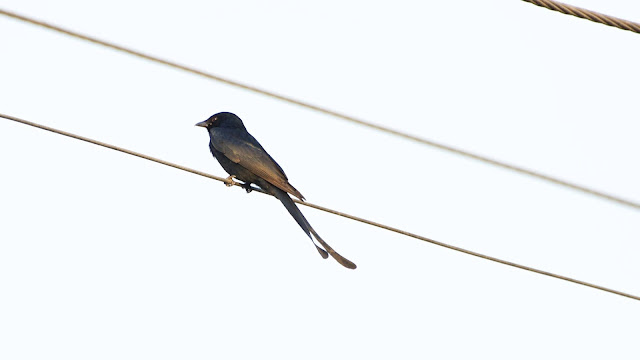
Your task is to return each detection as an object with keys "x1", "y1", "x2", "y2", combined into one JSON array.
[{"x1": 195, "y1": 120, "x2": 208, "y2": 127}]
